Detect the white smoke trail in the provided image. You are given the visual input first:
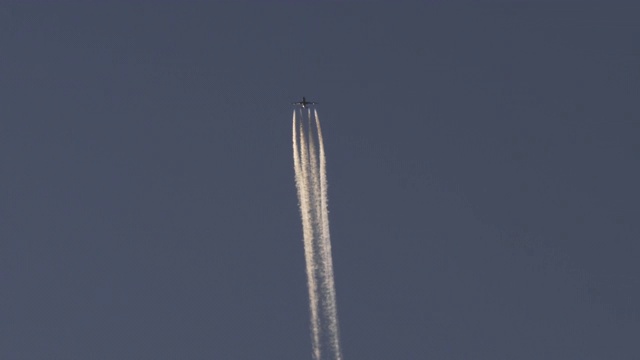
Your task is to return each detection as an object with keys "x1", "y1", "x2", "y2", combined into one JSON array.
[
  {"x1": 293, "y1": 110, "x2": 321, "y2": 360},
  {"x1": 293, "y1": 108, "x2": 343, "y2": 360},
  {"x1": 315, "y1": 109, "x2": 341, "y2": 359}
]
